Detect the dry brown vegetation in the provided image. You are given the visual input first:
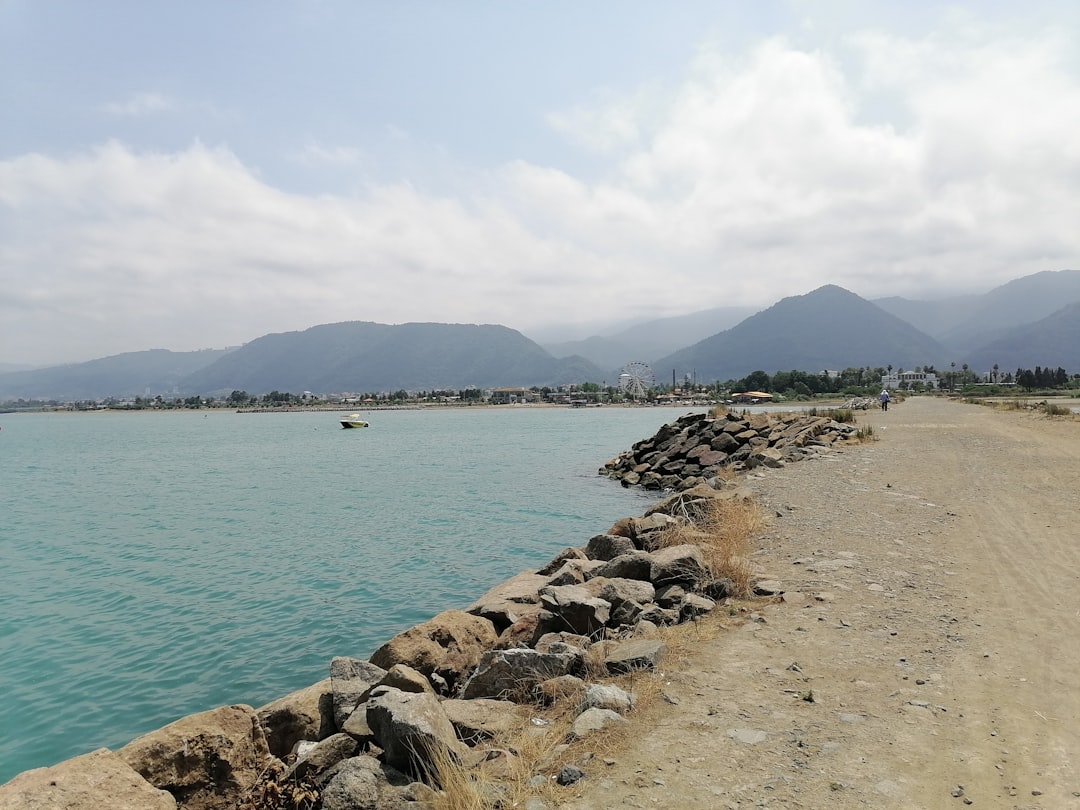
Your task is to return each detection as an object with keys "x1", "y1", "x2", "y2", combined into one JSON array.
[
  {"x1": 427, "y1": 493, "x2": 771, "y2": 809},
  {"x1": 647, "y1": 495, "x2": 765, "y2": 597}
]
